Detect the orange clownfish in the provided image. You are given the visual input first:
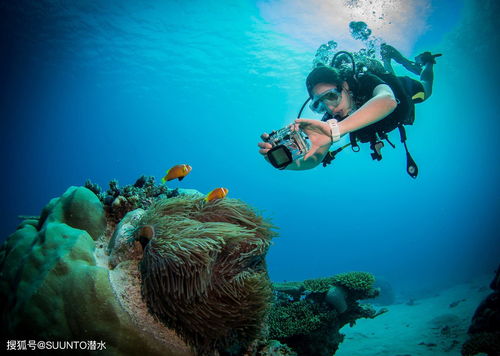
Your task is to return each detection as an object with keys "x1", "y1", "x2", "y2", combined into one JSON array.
[
  {"x1": 204, "y1": 187, "x2": 229, "y2": 202},
  {"x1": 161, "y1": 164, "x2": 192, "y2": 183}
]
